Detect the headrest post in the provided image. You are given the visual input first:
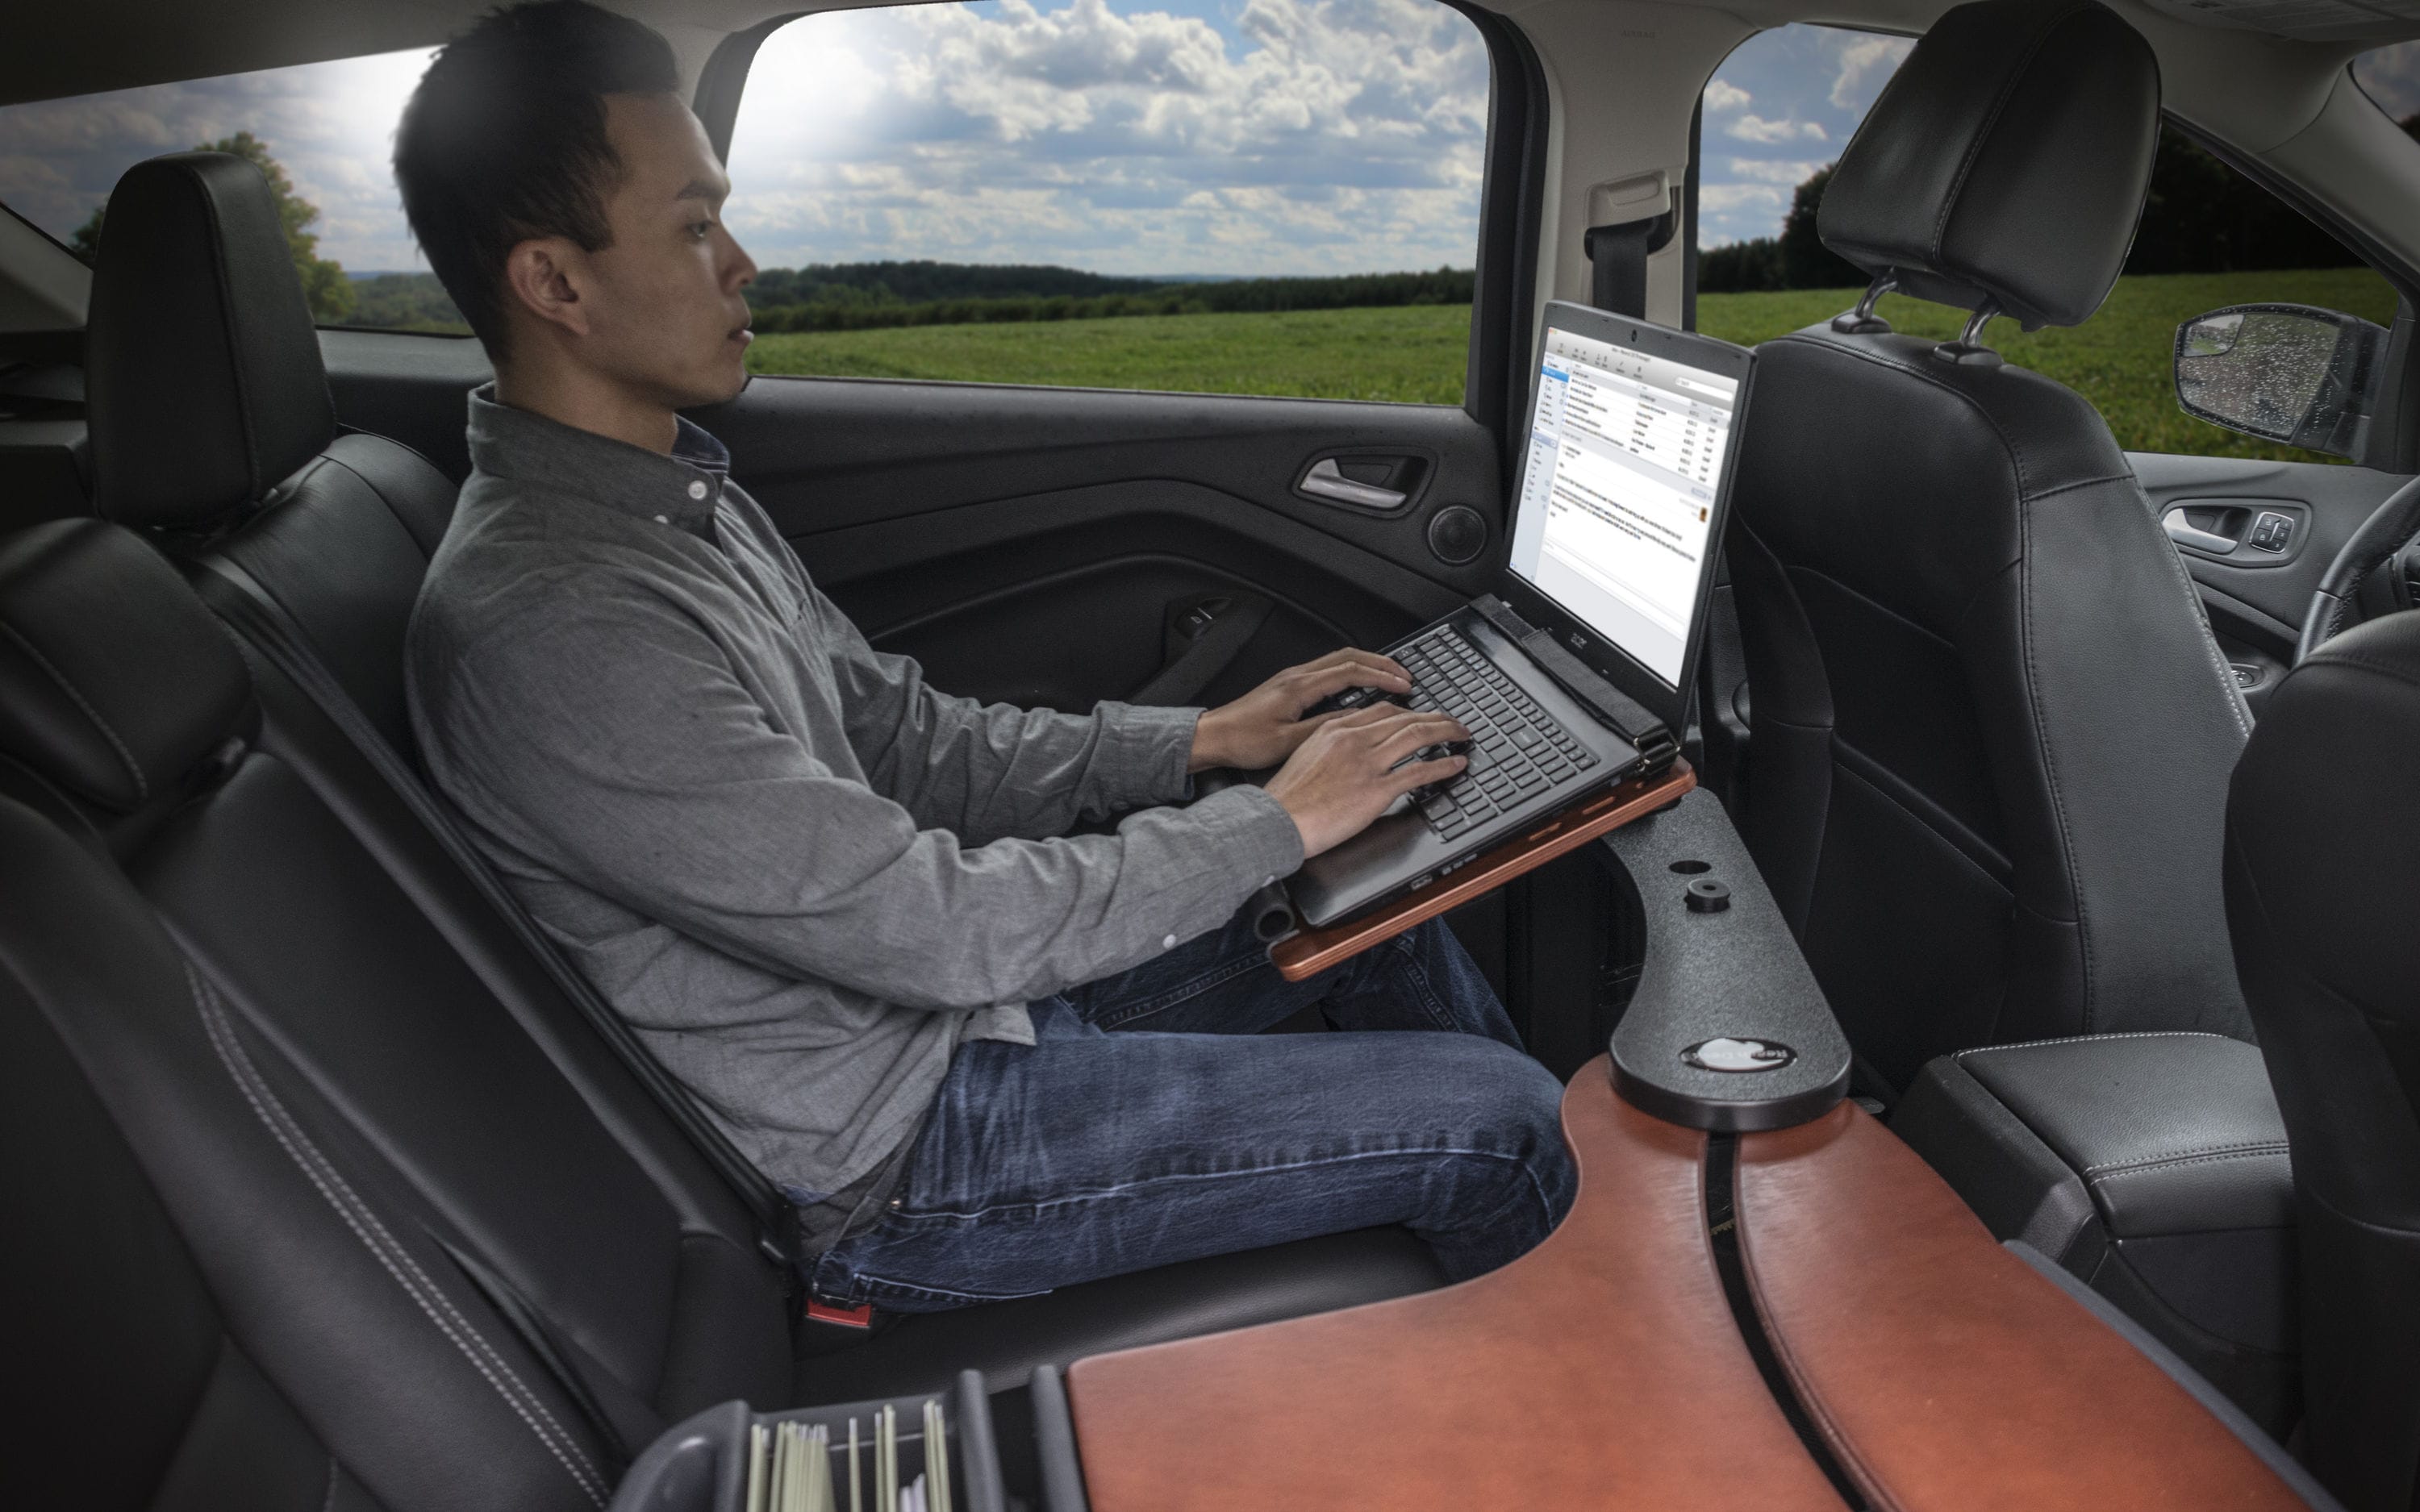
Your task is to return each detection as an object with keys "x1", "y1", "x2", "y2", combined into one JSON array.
[
  {"x1": 1933, "y1": 301, "x2": 2005, "y2": 368},
  {"x1": 1830, "y1": 274, "x2": 1899, "y2": 335}
]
